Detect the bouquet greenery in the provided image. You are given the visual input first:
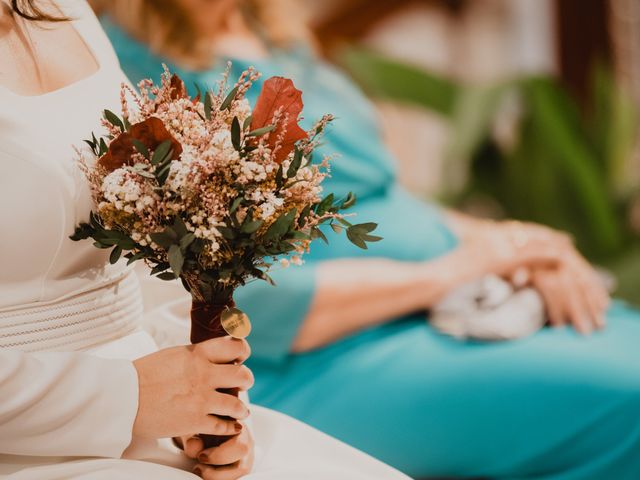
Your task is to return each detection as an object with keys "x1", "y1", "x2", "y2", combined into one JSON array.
[{"x1": 70, "y1": 65, "x2": 380, "y2": 447}]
